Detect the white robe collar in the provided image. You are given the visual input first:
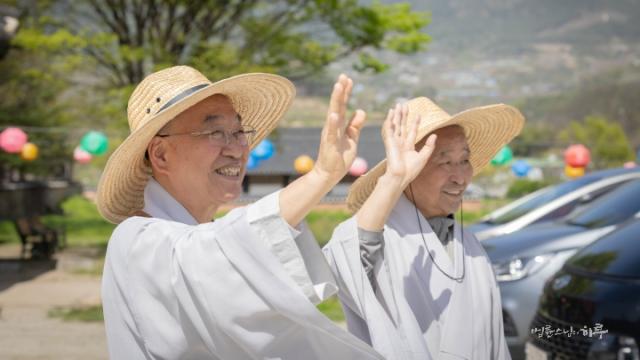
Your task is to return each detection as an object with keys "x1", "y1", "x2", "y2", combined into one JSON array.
[
  {"x1": 143, "y1": 177, "x2": 198, "y2": 225},
  {"x1": 388, "y1": 194, "x2": 464, "y2": 279}
]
